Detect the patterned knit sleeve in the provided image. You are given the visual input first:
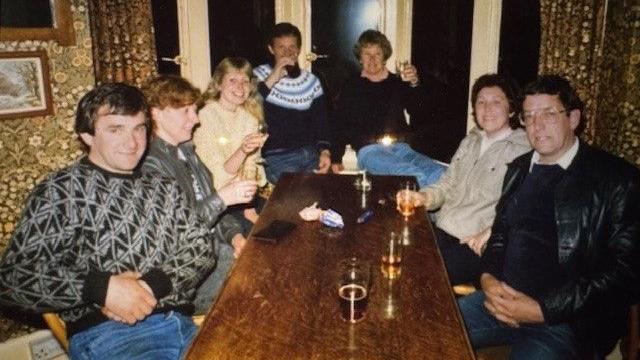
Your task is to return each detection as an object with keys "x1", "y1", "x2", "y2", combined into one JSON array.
[
  {"x1": 0, "y1": 178, "x2": 93, "y2": 312},
  {"x1": 153, "y1": 183, "x2": 217, "y2": 296}
]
